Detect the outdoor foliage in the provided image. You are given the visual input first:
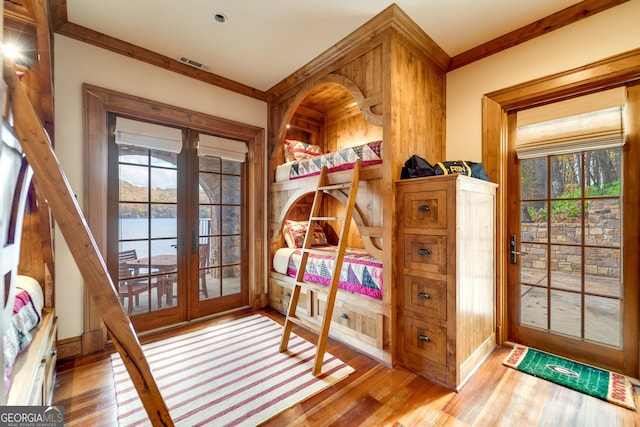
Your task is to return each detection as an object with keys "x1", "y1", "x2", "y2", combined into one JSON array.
[{"x1": 521, "y1": 149, "x2": 621, "y2": 223}]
